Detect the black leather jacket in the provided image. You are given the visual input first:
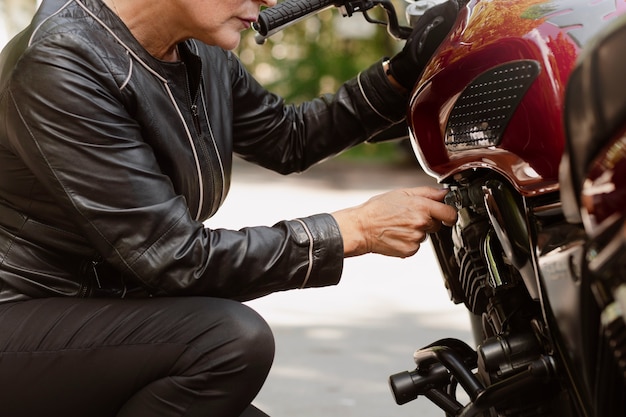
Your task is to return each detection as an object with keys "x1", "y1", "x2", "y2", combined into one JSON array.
[{"x1": 0, "y1": 0, "x2": 408, "y2": 303}]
